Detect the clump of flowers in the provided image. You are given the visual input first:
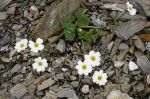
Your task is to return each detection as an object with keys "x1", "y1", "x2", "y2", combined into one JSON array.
[
  {"x1": 29, "y1": 38, "x2": 44, "y2": 53},
  {"x1": 15, "y1": 38, "x2": 48, "y2": 72},
  {"x1": 15, "y1": 39, "x2": 28, "y2": 52},
  {"x1": 126, "y1": 1, "x2": 137, "y2": 15},
  {"x1": 76, "y1": 50, "x2": 107, "y2": 86},
  {"x1": 32, "y1": 57, "x2": 48, "y2": 72}
]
